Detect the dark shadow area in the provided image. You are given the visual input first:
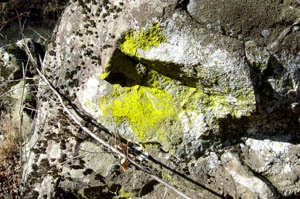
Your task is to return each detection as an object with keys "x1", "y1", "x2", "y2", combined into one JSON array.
[
  {"x1": 104, "y1": 49, "x2": 200, "y2": 88},
  {"x1": 54, "y1": 187, "x2": 78, "y2": 199},
  {"x1": 140, "y1": 56, "x2": 200, "y2": 88},
  {"x1": 284, "y1": 193, "x2": 300, "y2": 199},
  {"x1": 104, "y1": 50, "x2": 142, "y2": 87},
  {"x1": 175, "y1": 0, "x2": 190, "y2": 11},
  {"x1": 219, "y1": 54, "x2": 300, "y2": 146},
  {"x1": 138, "y1": 180, "x2": 159, "y2": 197},
  {"x1": 83, "y1": 185, "x2": 120, "y2": 199}
]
